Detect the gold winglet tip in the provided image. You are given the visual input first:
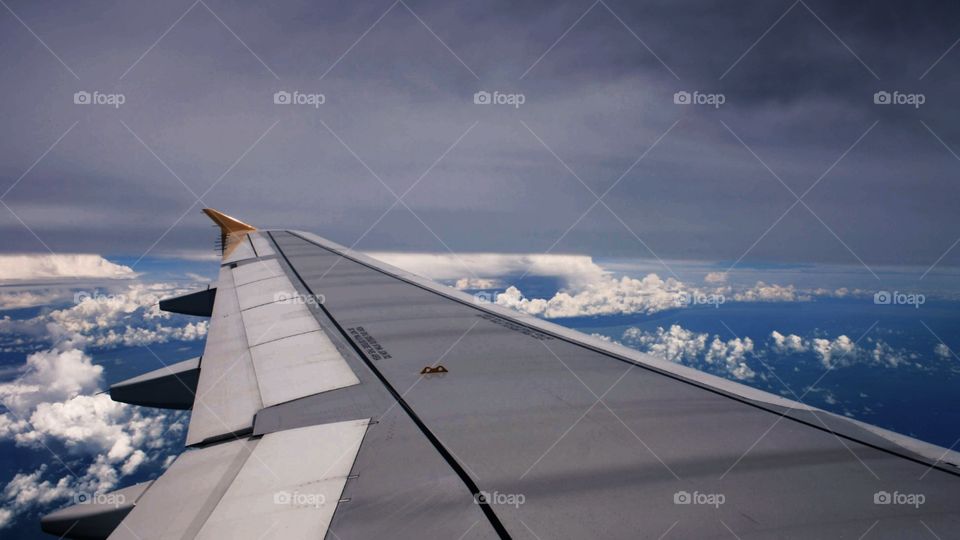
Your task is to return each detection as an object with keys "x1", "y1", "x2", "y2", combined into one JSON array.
[
  {"x1": 202, "y1": 208, "x2": 256, "y2": 234},
  {"x1": 202, "y1": 208, "x2": 256, "y2": 258}
]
